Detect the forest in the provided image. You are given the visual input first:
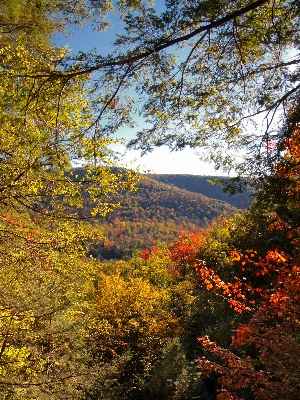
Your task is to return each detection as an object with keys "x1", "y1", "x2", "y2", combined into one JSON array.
[
  {"x1": 90, "y1": 175, "x2": 242, "y2": 260},
  {"x1": 148, "y1": 175, "x2": 252, "y2": 209},
  {"x1": 1, "y1": 1, "x2": 300, "y2": 399}
]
